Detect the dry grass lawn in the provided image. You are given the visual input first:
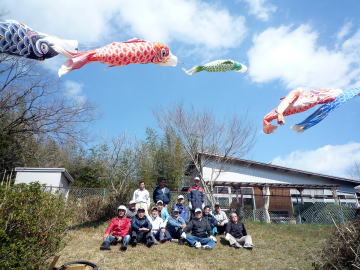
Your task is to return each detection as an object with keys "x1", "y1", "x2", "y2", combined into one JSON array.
[{"x1": 55, "y1": 221, "x2": 331, "y2": 270}]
